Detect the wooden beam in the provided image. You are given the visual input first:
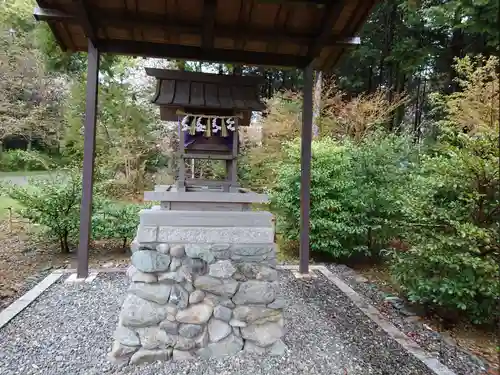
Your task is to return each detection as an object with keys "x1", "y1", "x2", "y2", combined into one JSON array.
[
  {"x1": 99, "y1": 39, "x2": 310, "y2": 67},
  {"x1": 72, "y1": 0, "x2": 96, "y2": 43},
  {"x1": 145, "y1": 68, "x2": 265, "y2": 85},
  {"x1": 307, "y1": 0, "x2": 345, "y2": 60},
  {"x1": 258, "y1": 0, "x2": 328, "y2": 5},
  {"x1": 77, "y1": 39, "x2": 100, "y2": 279},
  {"x1": 33, "y1": 6, "x2": 73, "y2": 21},
  {"x1": 299, "y1": 64, "x2": 314, "y2": 274},
  {"x1": 34, "y1": 7, "x2": 360, "y2": 48},
  {"x1": 202, "y1": 0, "x2": 217, "y2": 49}
]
